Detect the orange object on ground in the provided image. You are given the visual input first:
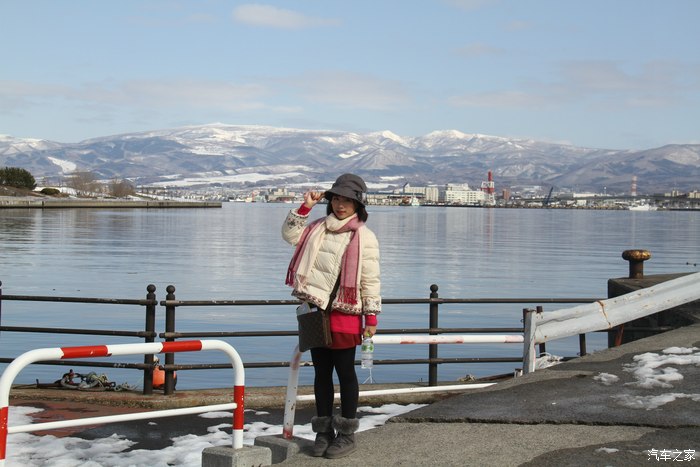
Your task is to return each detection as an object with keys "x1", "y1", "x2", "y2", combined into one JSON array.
[{"x1": 152, "y1": 367, "x2": 165, "y2": 389}]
